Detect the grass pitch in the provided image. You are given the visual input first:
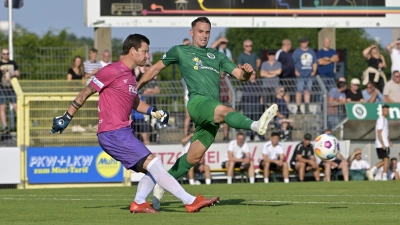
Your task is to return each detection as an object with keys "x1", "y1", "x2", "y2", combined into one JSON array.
[{"x1": 1, "y1": 181, "x2": 399, "y2": 225}]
